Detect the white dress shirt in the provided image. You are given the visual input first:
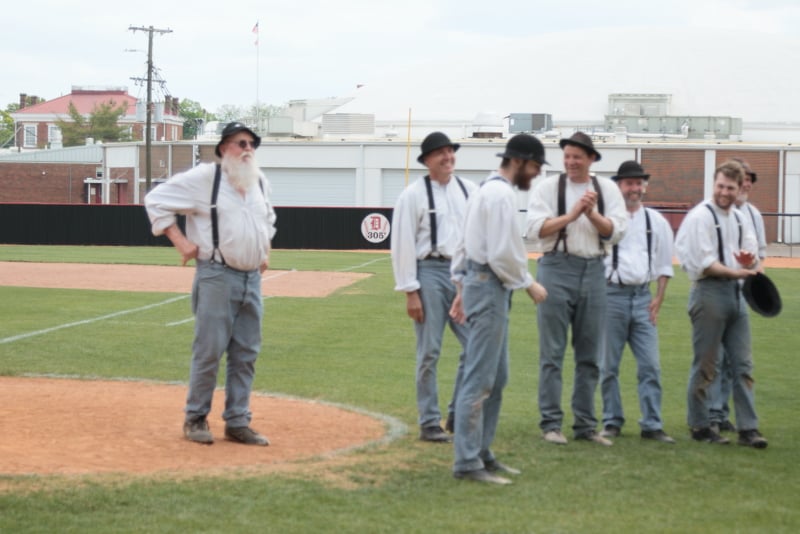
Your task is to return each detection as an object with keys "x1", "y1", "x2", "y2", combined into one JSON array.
[
  {"x1": 675, "y1": 200, "x2": 757, "y2": 282},
  {"x1": 145, "y1": 162, "x2": 277, "y2": 271},
  {"x1": 391, "y1": 175, "x2": 477, "y2": 292},
  {"x1": 604, "y1": 206, "x2": 674, "y2": 285},
  {"x1": 451, "y1": 173, "x2": 533, "y2": 290},
  {"x1": 740, "y1": 201, "x2": 767, "y2": 260},
  {"x1": 526, "y1": 173, "x2": 628, "y2": 257}
]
